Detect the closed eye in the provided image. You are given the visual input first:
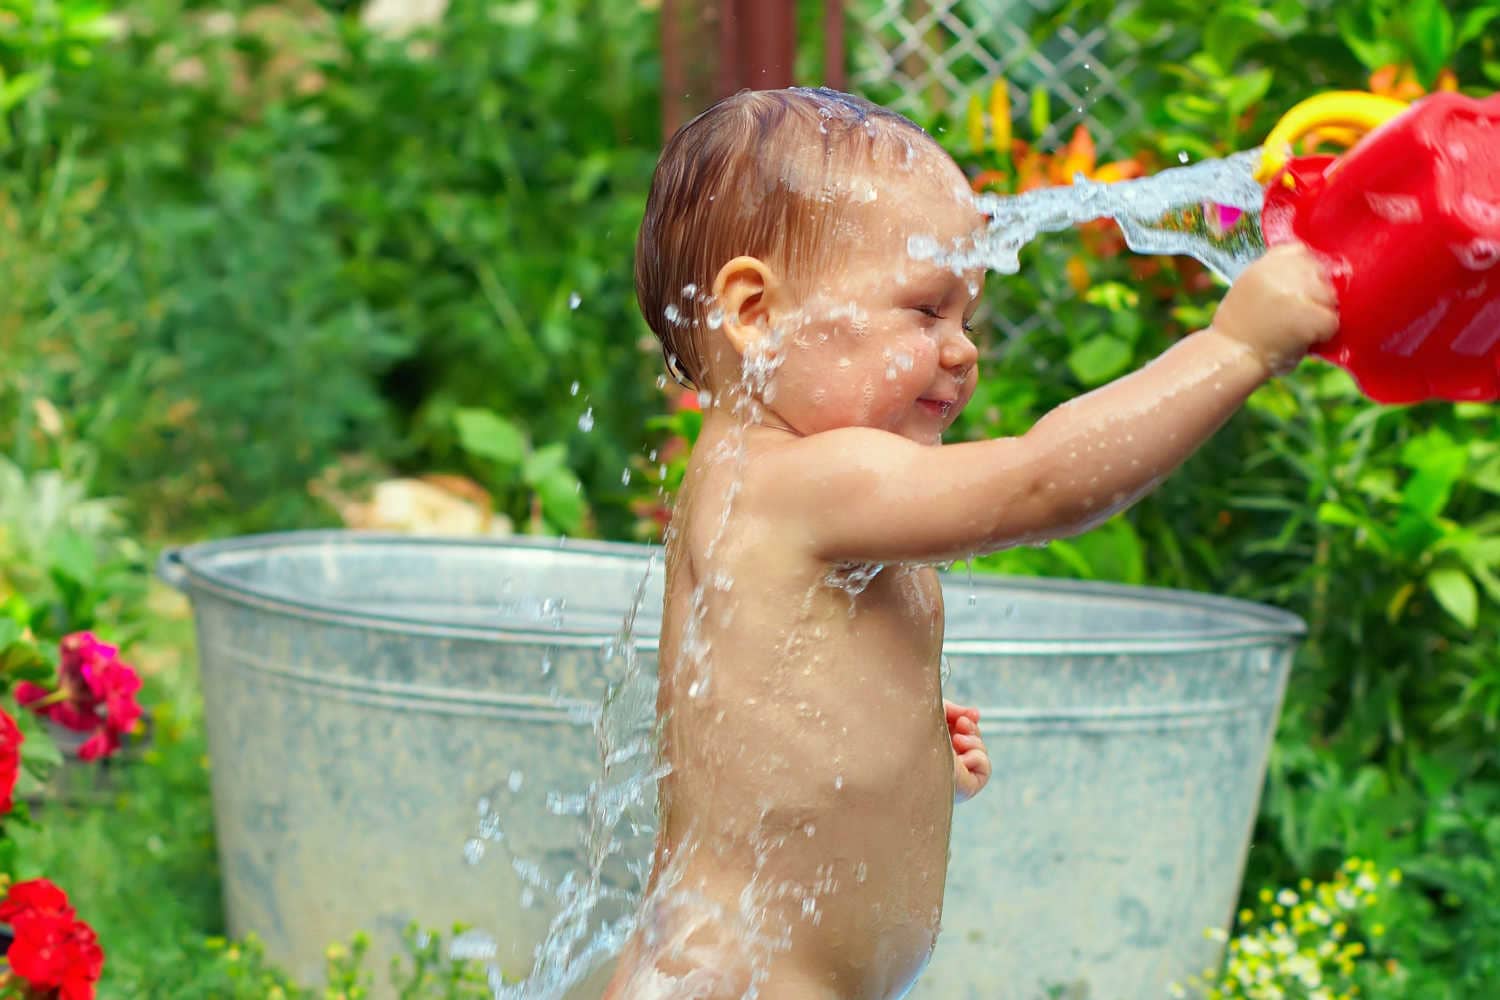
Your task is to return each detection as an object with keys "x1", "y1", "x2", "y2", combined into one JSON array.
[{"x1": 912, "y1": 305, "x2": 943, "y2": 319}]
